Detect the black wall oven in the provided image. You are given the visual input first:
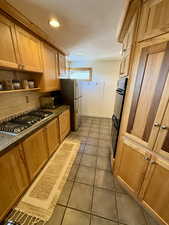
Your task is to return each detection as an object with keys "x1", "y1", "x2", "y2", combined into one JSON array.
[{"x1": 111, "y1": 77, "x2": 128, "y2": 158}]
